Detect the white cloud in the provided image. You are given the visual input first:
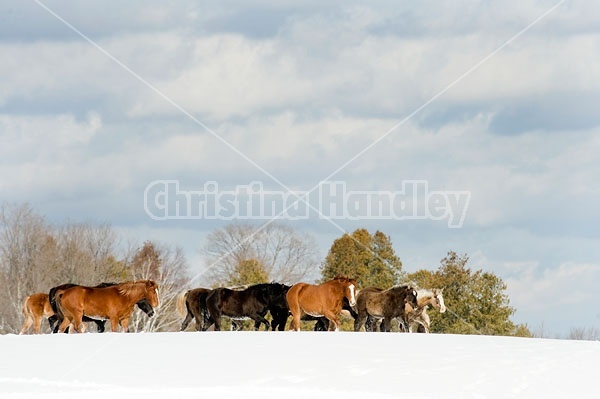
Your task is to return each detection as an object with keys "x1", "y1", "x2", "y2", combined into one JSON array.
[
  {"x1": 506, "y1": 261, "x2": 600, "y2": 313},
  {"x1": 2, "y1": 0, "x2": 600, "y2": 335}
]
